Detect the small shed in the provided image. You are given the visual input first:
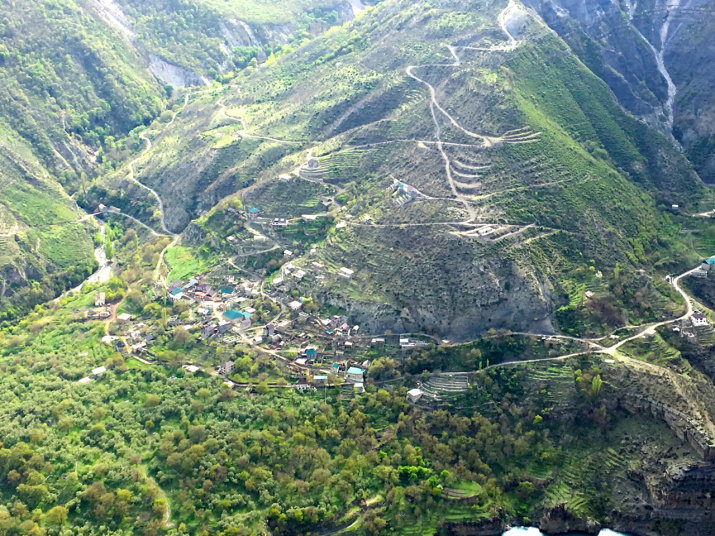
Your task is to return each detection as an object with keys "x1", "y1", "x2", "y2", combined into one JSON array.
[
  {"x1": 406, "y1": 388, "x2": 423, "y2": 403},
  {"x1": 313, "y1": 374, "x2": 328, "y2": 386}
]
